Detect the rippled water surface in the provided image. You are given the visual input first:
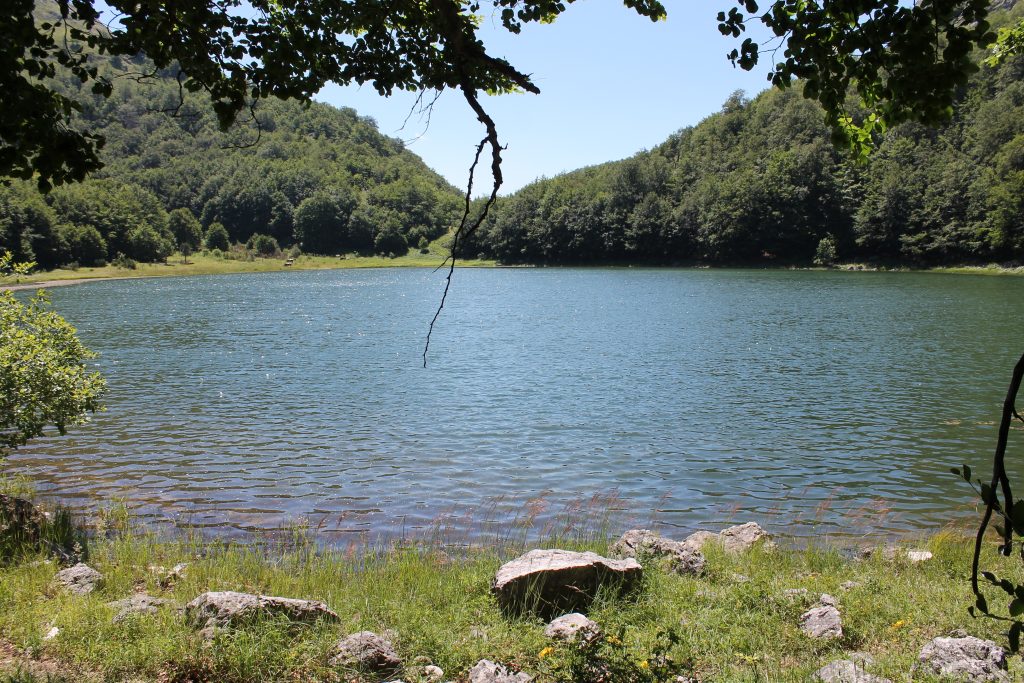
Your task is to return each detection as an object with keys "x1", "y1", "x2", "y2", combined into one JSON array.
[{"x1": 9, "y1": 268, "x2": 1024, "y2": 542}]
